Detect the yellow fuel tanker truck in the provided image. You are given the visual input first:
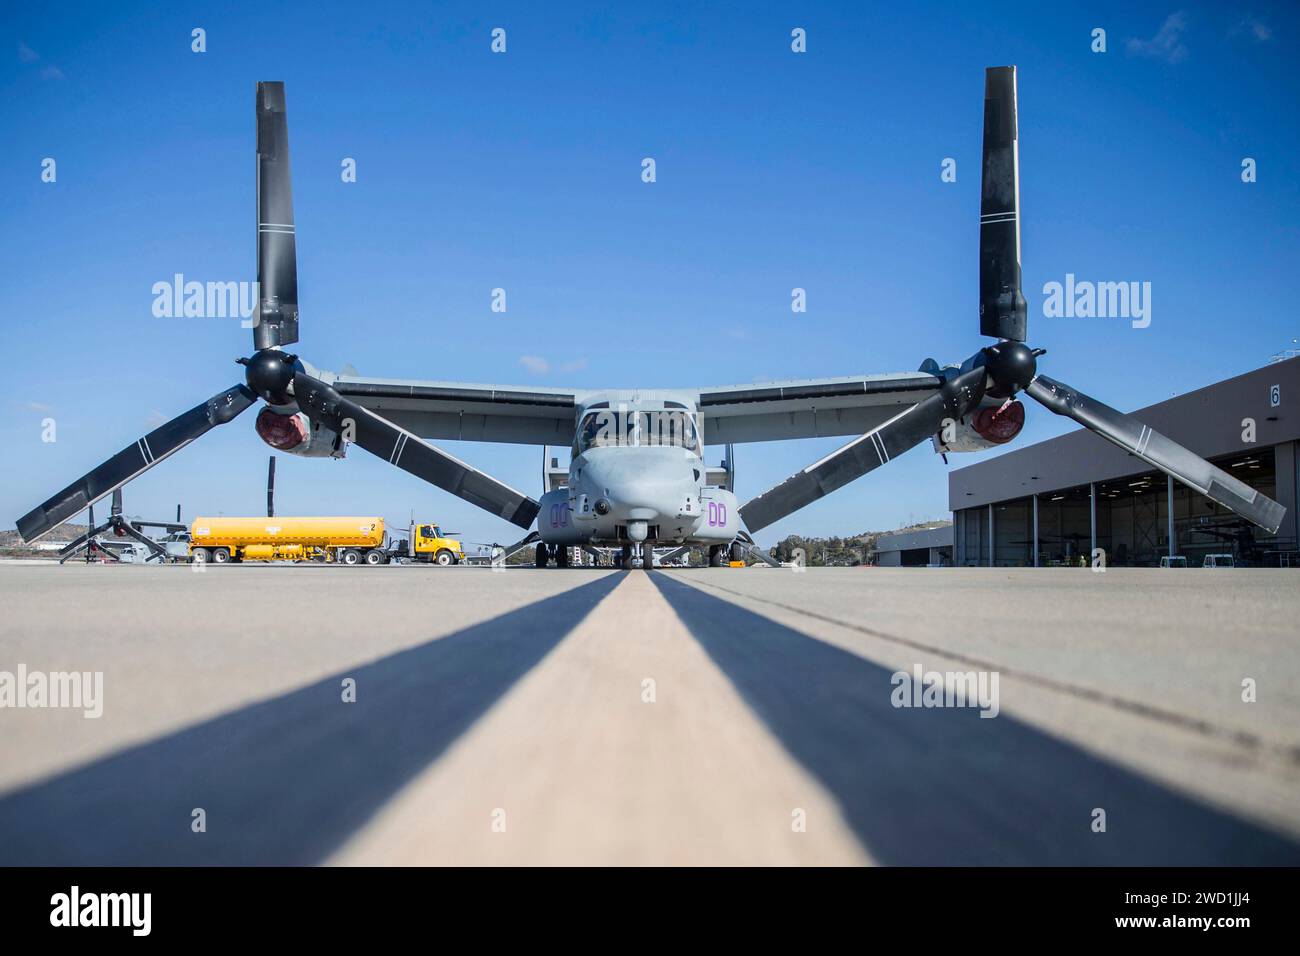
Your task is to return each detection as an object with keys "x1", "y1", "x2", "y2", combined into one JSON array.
[{"x1": 188, "y1": 517, "x2": 463, "y2": 566}]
